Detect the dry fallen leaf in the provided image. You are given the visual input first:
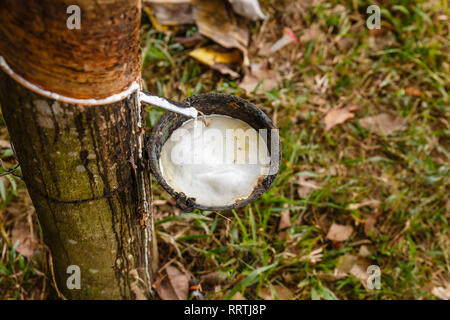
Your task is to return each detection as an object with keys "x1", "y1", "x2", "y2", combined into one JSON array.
[
  {"x1": 336, "y1": 37, "x2": 353, "y2": 51},
  {"x1": 228, "y1": 0, "x2": 265, "y2": 21},
  {"x1": 211, "y1": 63, "x2": 241, "y2": 78},
  {"x1": 299, "y1": 247, "x2": 323, "y2": 264},
  {"x1": 333, "y1": 254, "x2": 359, "y2": 278},
  {"x1": 368, "y1": 30, "x2": 395, "y2": 51},
  {"x1": 145, "y1": 0, "x2": 194, "y2": 26},
  {"x1": 301, "y1": 23, "x2": 326, "y2": 43},
  {"x1": 230, "y1": 291, "x2": 246, "y2": 300},
  {"x1": 11, "y1": 221, "x2": 39, "y2": 258},
  {"x1": 317, "y1": 213, "x2": 331, "y2": 231},
  {"x1": 359, "y1": 113, "x2": 407, "y2": 135},
  {"x1": 333, "y1": 254, "x2": 369, "y2": 287},
  {"x1": 313, "y1": 74, "x2": 329, "y2": 94},
  {"x1": 431, "y1": 286, "x2": 450, "y2": 300},
  {"x1": 297, "y1": 176, "x2": 320, "y2": 198},
  {"x1": 193, "y1": 0, "x2": 249, "y2": 53},
  {"x1": 324, "y1": 105, "x2": 358, "y2": 131},
  {"x1": 0, "y1": 139, "x2": 11, "y2": 149},
  {"x1": 200, "y1": 271, "x2": 227, "y2": 291},
  {"x1": 326, "y1": 223, "x2": 354, "y2": 242},
  {"x1": 347, "y1": 199, "x2": 380, "y2": 210},
  {"x1": 166, "y1": 265, "x2": 189, "y2": 299},
  {"x1": 278, "y1": 204, "x2": 291, "y2": 230},
  {"x1": 239, "y1": 62, "x2": 278, "y2": 93},
  {"x1": 364, "y1": 213, "x2": 379, "y2": 237},
  {"x1": 156, "y1": 265, "x2": 189, "y2": 300},
  {"x1": 259, "y1": 284, "x2": 294, "y2": 300},
  {"x1": 189, "y1": 45, "x2": 242, "y2": 65},
  {"x1": 369, "y1": 28, "x2": 387, "y2": 37},
  {"x1": 174, "y1": 33, "x2": 205, "y2": 47},
  {"x1": 358, "y1": 245, "x2": 371, "y2": 257},
  {"x1": 189, "y1": 45, "x2": 242, "y2": 78},
  {"x1": 405, "y1": 87, "x2": 422, "y2": 97},
  {"x1": 156, "y1": 276, "x2": 178, "y2": 300},
  {"x1": 349, "y1": 264, "x2": 370, "y2": 288}
]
